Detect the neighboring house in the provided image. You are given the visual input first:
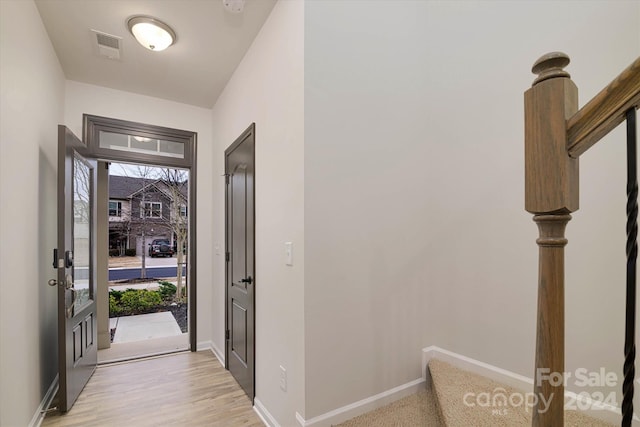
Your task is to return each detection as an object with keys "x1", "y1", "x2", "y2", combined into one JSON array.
[{"x1": 108, "y1": 175, "x2": 187, "y2": 256}]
